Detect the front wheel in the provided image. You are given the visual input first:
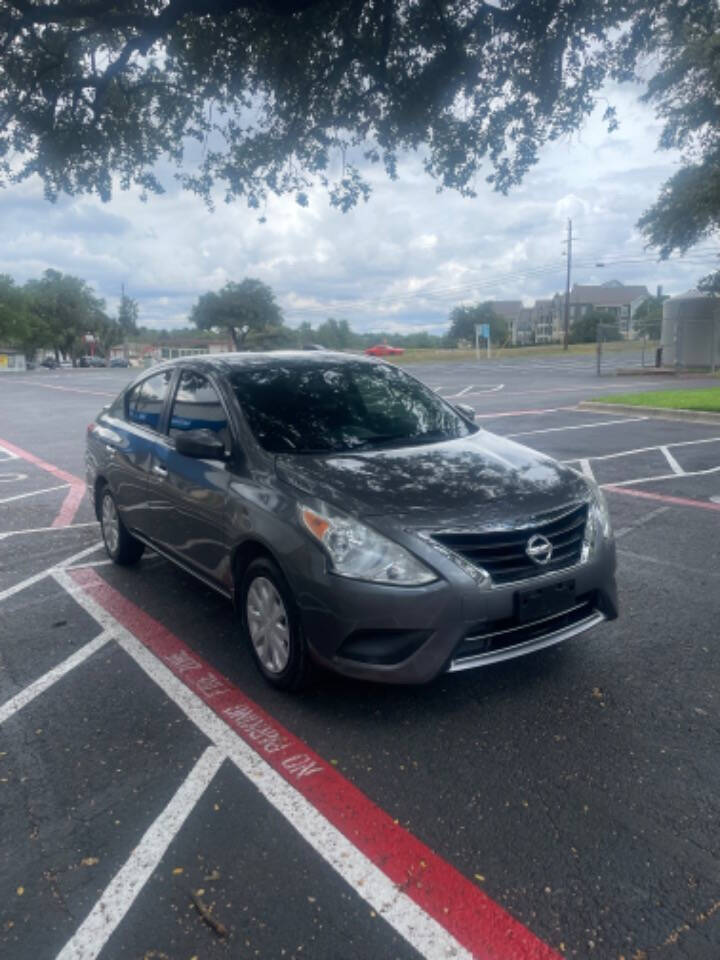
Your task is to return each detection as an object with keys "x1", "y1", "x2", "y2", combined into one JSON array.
[
  {"x1": 100, "y1": 487, "x2": 144, "y2": 566},
  {"x1": 240, "y1": 557, "x2": 311, "y2": 691}
]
